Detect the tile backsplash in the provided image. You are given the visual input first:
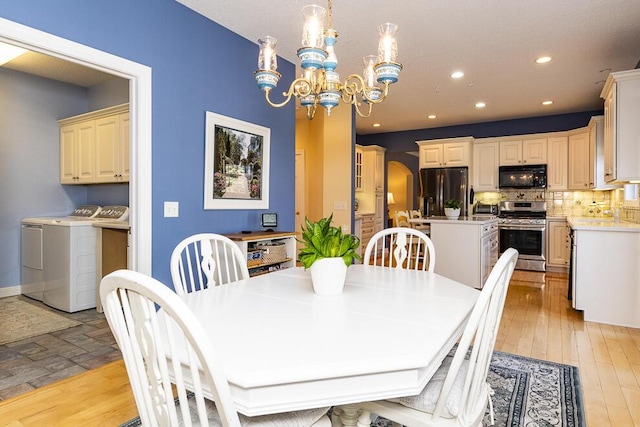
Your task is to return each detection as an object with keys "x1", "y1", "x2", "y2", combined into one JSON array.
[{"x1": 476, "y1": 188, "x2": 640, "y2": 223}]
